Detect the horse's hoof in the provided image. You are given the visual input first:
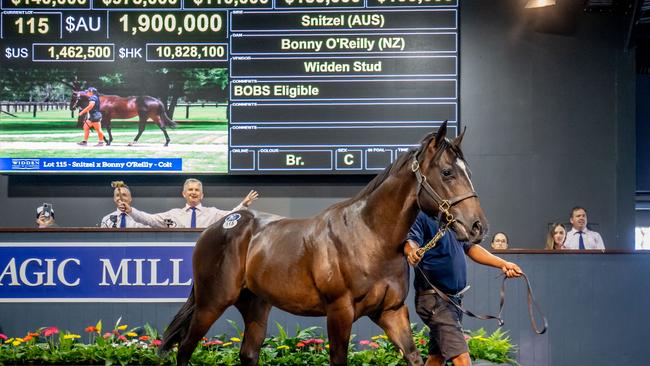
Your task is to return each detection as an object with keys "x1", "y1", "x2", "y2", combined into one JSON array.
[{"x1": 164, "y1": 143, "x2": 169, "y2": 147}]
